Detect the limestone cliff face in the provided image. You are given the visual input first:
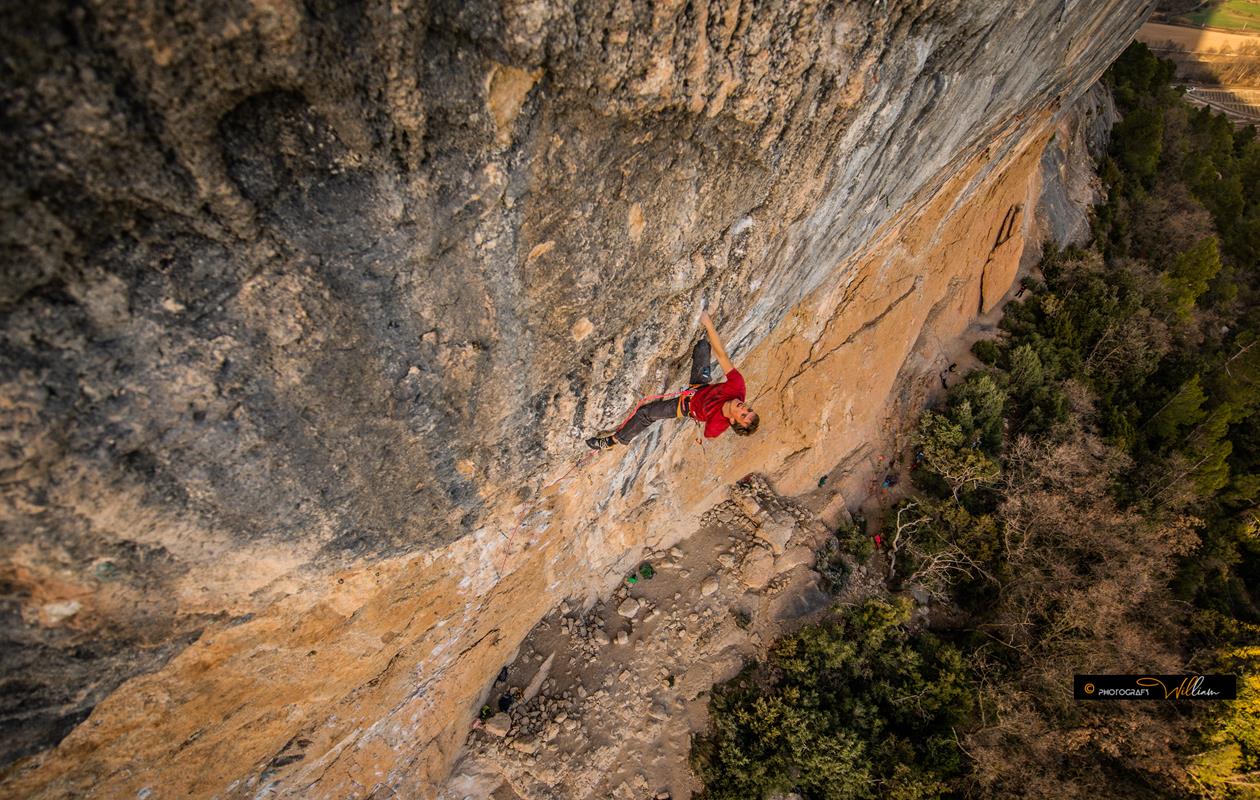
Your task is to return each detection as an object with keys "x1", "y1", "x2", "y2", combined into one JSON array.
[
  {"x1": 2, "y1": 1, "x2": 1148, "y2": 796},
  {"x1": 1033, "y1": 82, "x2": 1118, "y2": 249}
]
